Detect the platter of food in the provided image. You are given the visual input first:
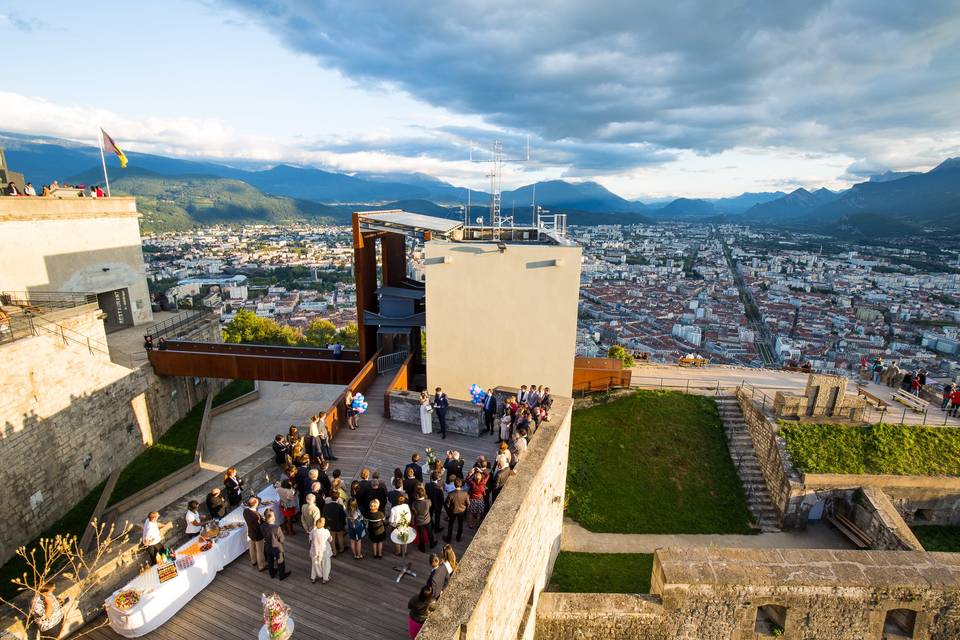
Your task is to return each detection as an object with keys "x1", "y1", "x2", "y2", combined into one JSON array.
[
  {"x1": 221, "y1": 522, "x2": 244, "y2": 531},
  {"x1": 113, "y1": 589, "x2": 141, "y2": 610}
]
